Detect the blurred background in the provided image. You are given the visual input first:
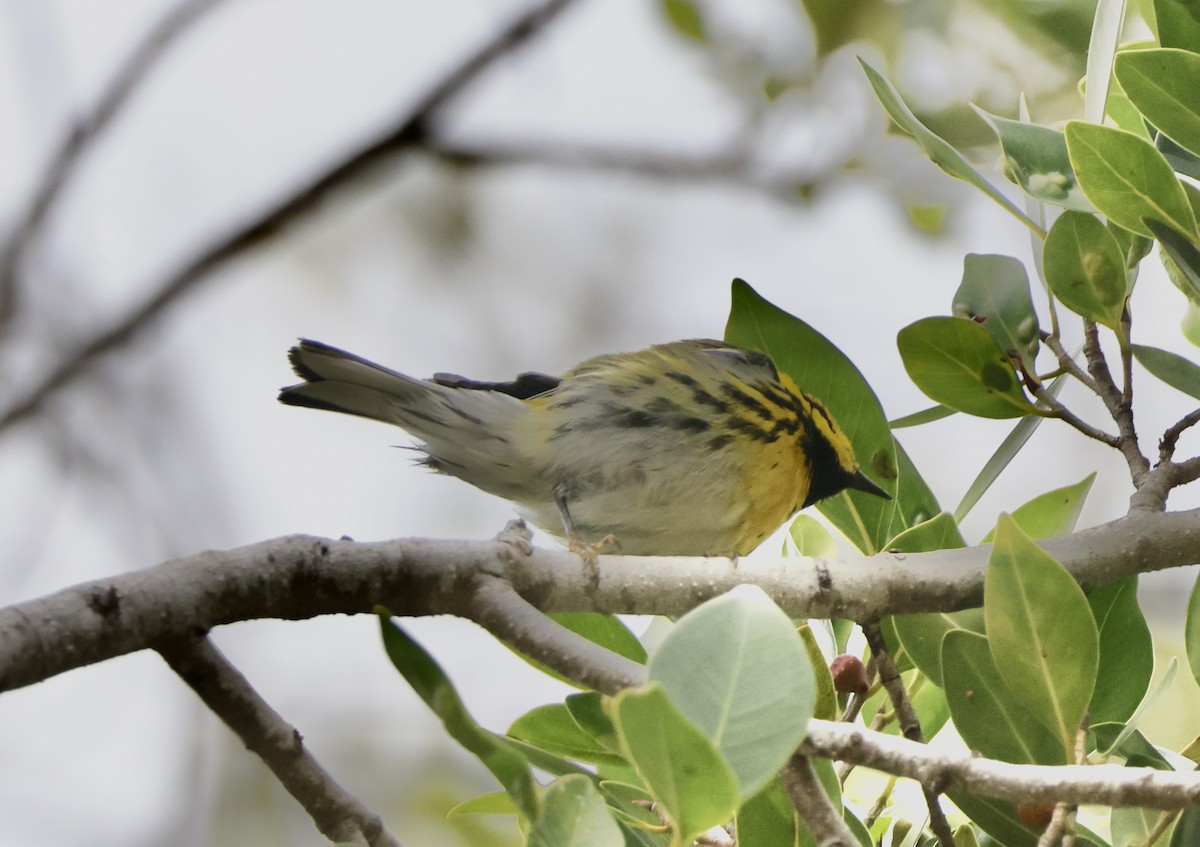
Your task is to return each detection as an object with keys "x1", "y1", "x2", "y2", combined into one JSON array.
[{"x1": 1, "y1": 0, "x2": 1197, "y2": 844}]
